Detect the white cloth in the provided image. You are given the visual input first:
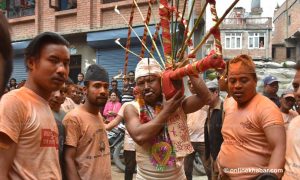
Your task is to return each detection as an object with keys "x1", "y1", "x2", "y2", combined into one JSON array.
[
  {"x1": 61, "y1": 97, "x2": 77, "y2": 113},
  {"x1": 186, "y1": 105, "x2": 208, "y2": 142},
  {"x1": 117, "y1": 101, "x2": 139, "y2": 151},
  {"x1": 135, "y1": 58, "x2": 162, "y2": 80}
]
